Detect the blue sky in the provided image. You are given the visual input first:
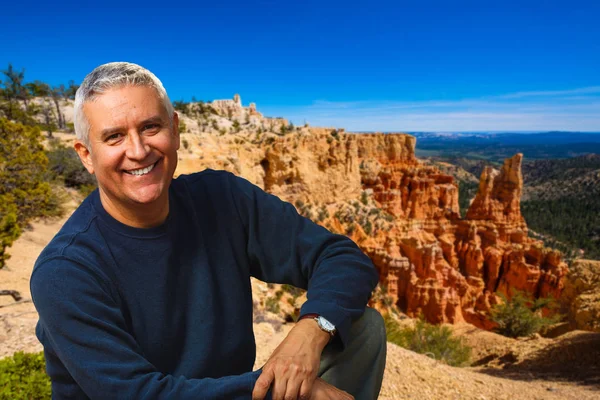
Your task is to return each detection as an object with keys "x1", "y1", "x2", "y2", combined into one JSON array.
[{"x1": 2, "y1": 0, "x2": 599, "y2": 131}]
